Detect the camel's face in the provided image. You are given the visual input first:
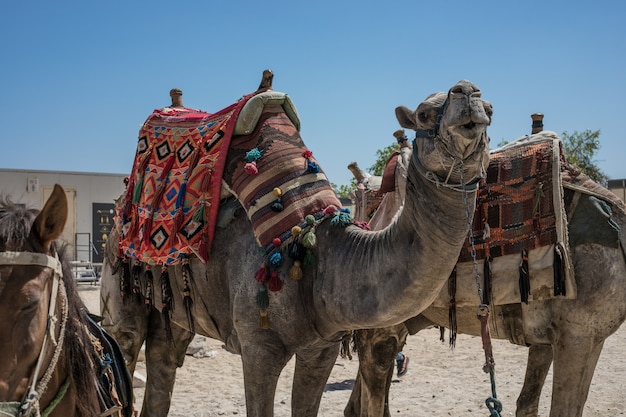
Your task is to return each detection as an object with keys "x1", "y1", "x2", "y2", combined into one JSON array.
[{"x1": 396, "y1": 80, "x2": 491, "y2": 186}]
